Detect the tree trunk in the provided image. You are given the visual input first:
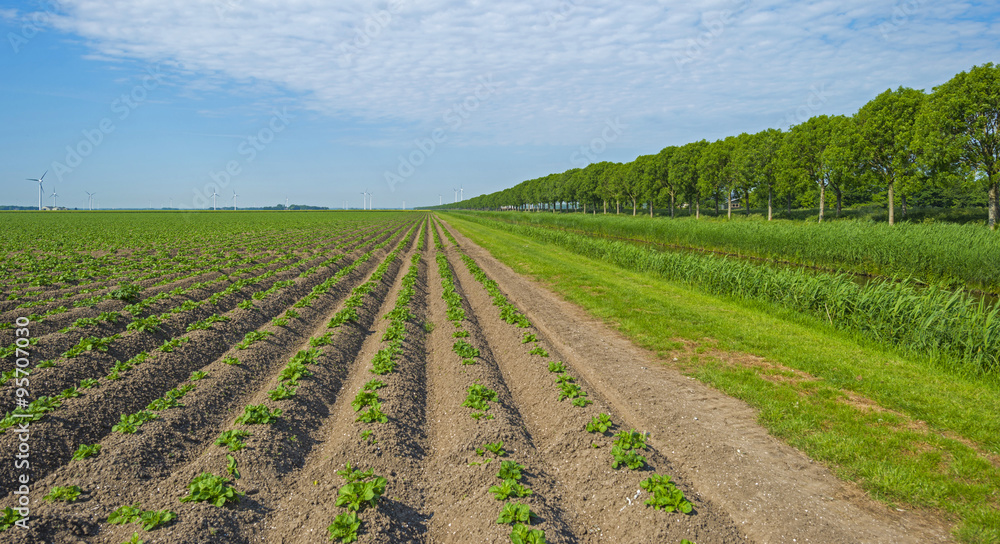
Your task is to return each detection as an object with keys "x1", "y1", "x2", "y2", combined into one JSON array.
[
  {"x1": 696, "y1": 200, "x2": 700, "y2": 219},
  {"x1": 616, "y1": 200, "x2": 620, "y2": 214},
  {"x1": 727, "y1": 194, "x2": 732, "y2": 220},
  {"x1": 632, "y1": 198, "x2": 637, "y2": 216},
  {"x1": 745, "y1": 191, "x2": 750, "y2": 216},
  {"x1": 649, "y1": 200, "x2": 653, "y2": 218},
  {"x1": 767, "y1": 186, "x2": 773, "y2": 221},
  {"x1": 901, "y1": 195, "x2": 907, "y2": 217},
  {"x1": 670, "y1": 192, "x2": 676, "y2": 219},
  {"x1": 989, "y1": 181, "x2": 997, "y2": 230},
  {"x1": 714, "y1": 194, "x2": 719, "y2": 215},
  {"x1": 818, "y1": 183, "x2": 825, "y2": 223},
  {"x1": 835, "y1": 187, "x2": 842, "y2": 217},
  {"x1": 603, "y1": 200, "x2": 607, "y2": 214},
  {"x1": 888, "y1": 182, "x2": 895, "y2": 226}
]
